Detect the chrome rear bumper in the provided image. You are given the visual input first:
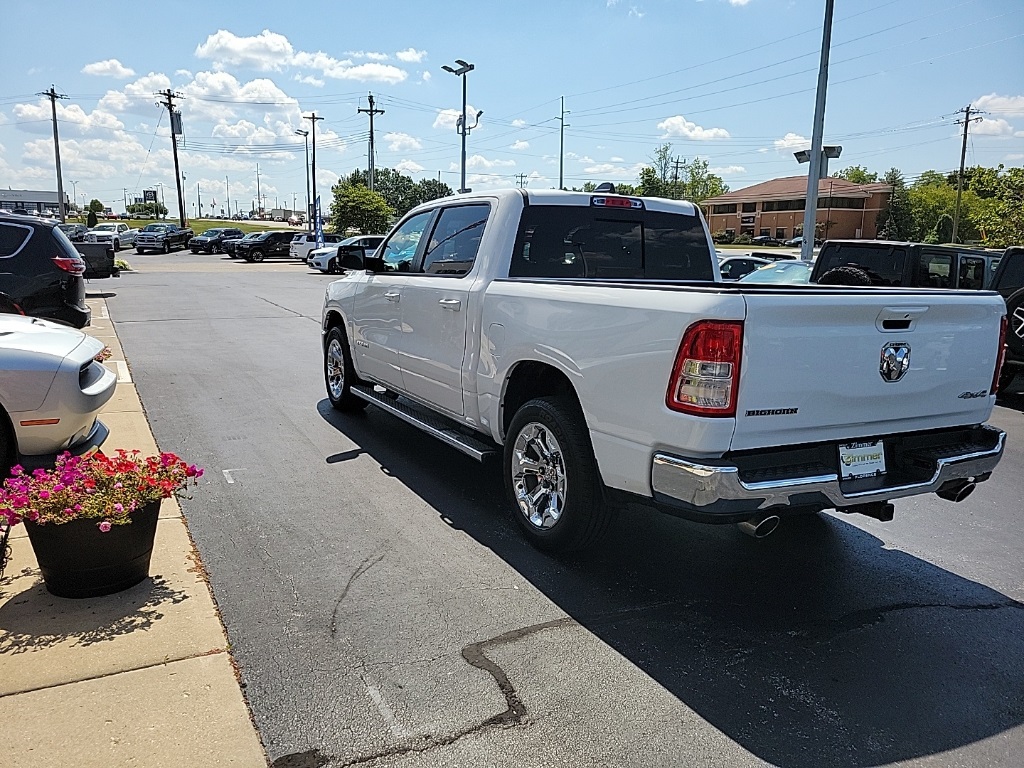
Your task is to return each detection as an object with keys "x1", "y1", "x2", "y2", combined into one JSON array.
[{"x1": 651, "y1": 425, "x2": 1005, "y2": 517}]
